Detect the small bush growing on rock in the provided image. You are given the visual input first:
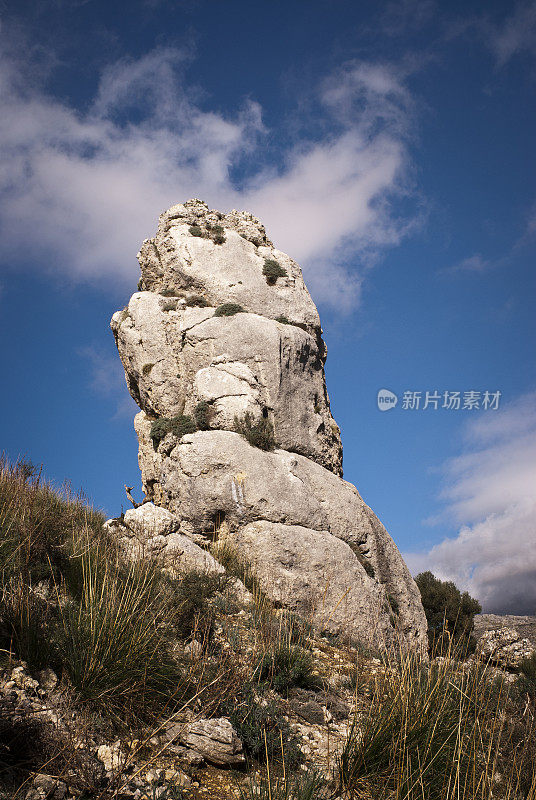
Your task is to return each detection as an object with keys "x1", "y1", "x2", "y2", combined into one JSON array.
[
  {"x1": 210, "y1": 224, "x2": 226, "y2": 245},
  {"x1": 167, "y1": 568, "x2": 233, "y2": 640},
  {"x1": 189, "y1": 225, "x2": 203, "y2": 237},
  {"x1": 263, "y1": 259, "x2": 287, "y2": 285},
  {"x1": 275, "y1": 315, "x2": 291, "y2": 325},
  {"x1": 150, "y1": 415, "x2": 197, "y2": 448},
  {"x1": 415, "y1": 571, "x2": 481, "y2": 654},
  {"x1": 160, "y1": 288, "x2": 180, "y2": 297},
  {"x1": 223, "y1": 687, "x2": 303, "y2": 768},
  {"x1": 258, "y1": 643, "x2": 315, "y2": 694},
  {"x1": 194, "y1": 401, "x2": 212, "y2": 430},
  {"x1": 214, "y1": 303, "x2": 244, "y2": 317},
  {"x1": 234, "y1": 412, "x2": 275, "y2": 451},
  {"x1": 185, "y1": 294, "x2": 209, "y2": 307}
]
